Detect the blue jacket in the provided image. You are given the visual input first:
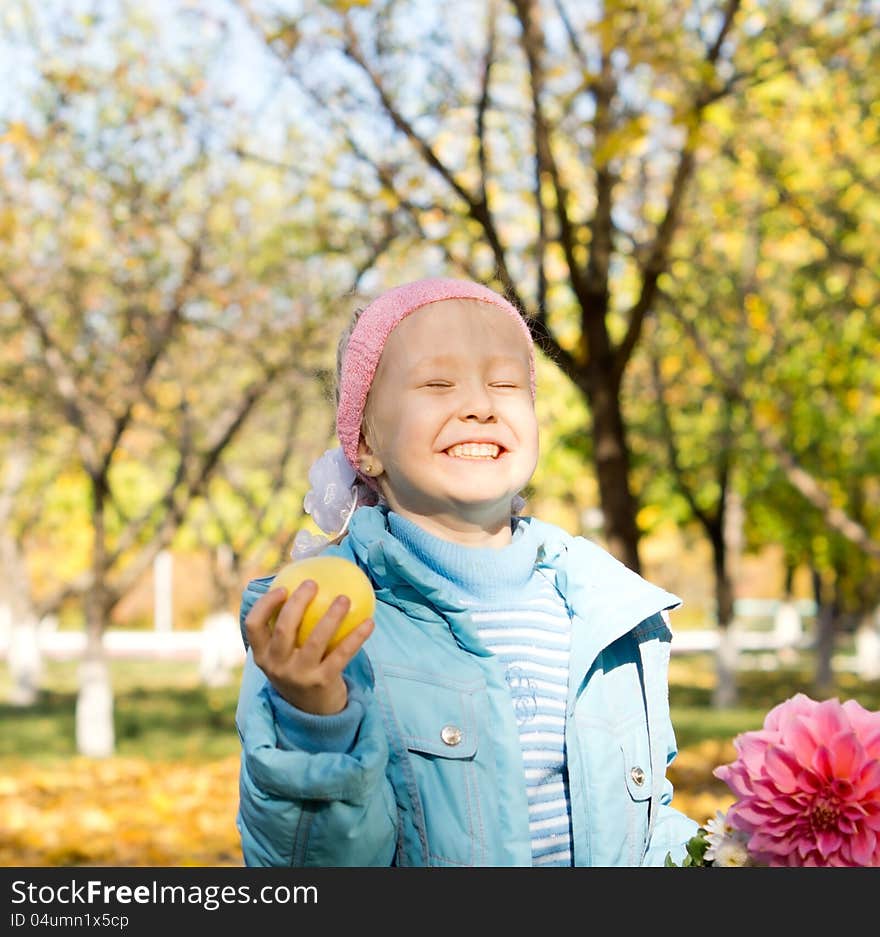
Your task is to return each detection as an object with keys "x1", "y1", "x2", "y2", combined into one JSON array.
[{"x1": 235, "y1": 506, "x2": 699, "y2": 866}]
